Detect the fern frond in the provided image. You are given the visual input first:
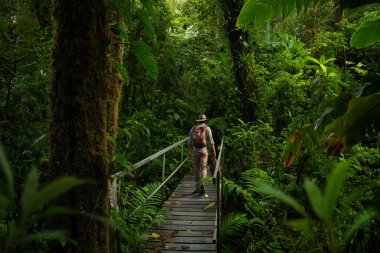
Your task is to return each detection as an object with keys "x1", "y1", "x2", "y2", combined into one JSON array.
[
  {"x1": 221, "y1": 212, "x2": 249, "y2": 240},
  {"x1": 124, "y1": 182, "x2": 163, "y2": 226}
]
